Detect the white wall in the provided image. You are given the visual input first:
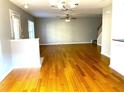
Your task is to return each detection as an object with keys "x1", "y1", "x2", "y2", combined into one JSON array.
[
  {"x1": 101, "y1": 5, "x2": 112, "y2": 57},
  {"x1": 11, "y1": 39, "x2": 41, "y2": 68},
  {"x1": 110, "y1": 0, "x2": 124, "y2": 75},
  {"x1": 0, "y1": 0, "x2": 13, "y2": 81},
  {"x1": 9, "y1": 2, "x2": 36, "y2": 38},
  {"x1": 0, "y1": 41, "x2": 3, "y2": 70},
  {"x1": 36, "y1": 17, "x2": 101, "y2": 45},
  {"x1": 111, "y1": 0, "x2": 124, "y2": 39}
]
